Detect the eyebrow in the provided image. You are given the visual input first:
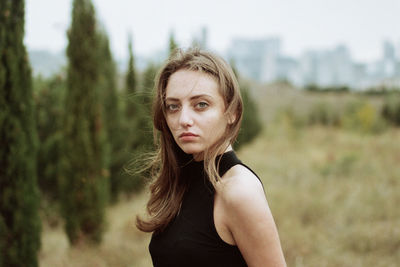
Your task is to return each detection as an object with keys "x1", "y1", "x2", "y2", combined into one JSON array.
[{"x1": 165, "y1": 94, "x2": 213, "y2": 102}]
